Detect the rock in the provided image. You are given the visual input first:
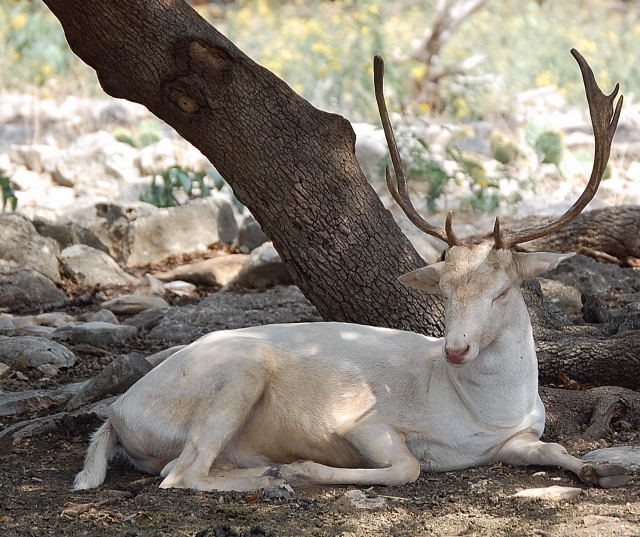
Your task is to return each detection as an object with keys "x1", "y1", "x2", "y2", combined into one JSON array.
[
  {"x1": 0, "y1": 268, "x2": 67, "y2": 311},
  {"x1": 136, "y1": 273, "x2": 166, "y2": 296},
  {"x1": 33, "y1": 219, "x2": 109, "y2": 253},
  {"x1": 0, "y1": 362, "x2": 11, "y2": 379},
  {"x1": 0, "y1": 336, "x2": 76, "y2": 370},
  {"x1": 135, "y1": 286, "x2": 320, "y2": 345},
  {"x1": 51, "y1": 131, "x2": 140, "y2": 197},
  {"x1": 125, "y1": 197, "x2": 238, "y2": 267},
  {"x1": 85, "y1": 309, "x2": 119, "y2": 324},
  {"x1": 66, "y1": 353, "x2": 153, "y2": 410},
  {"x1": 583, "y1": 446, "x2": 640, "y2": 471},
  {"x1": 33, "y1": 312, "x2": 76, "y2": 327},
  {"x1": 0, "y1": 213, "x2": 61, "y2": 282},
  {"x1": 155, "y1": 254, "x2": 248, "y2": 287},
  {"x1": 514, "y1": 485, "x2": 583, "y2": 500},
  {"x1": 136, "y1": 138, "x2": 208, "y2": 175},
  {"x1": 0, "y1": 382, "x2": 86, "y2": 417},
  {"x1": 145, "y1": 345, "x2": 186, "y2": 367},
  {"x1": 539, "y1": 278, "x2": 583, "y2": 318},
  {"x1": 53, "y1": 321, "x2": 138, "y2": 345},
  {"x1": 36, "y1": 363, "x2": 60, "y2": 378},
  {"x1": 353, "y1": 122, "x2": 388, "y2": 184},
  {"x1": 0, "y1": 396, "x2": 112, "y2": 447},
  {"x1": 10, "y1": 143, "x2": 61, "y2": 173},
  {"x1": 334, "y1": 489, "x2": 386, "y2": 513},
  {"x1": 59, "y1": 244, "x2": 136, "y2": 287},
  {"x1": 15, "y1": 325, "x2": 56, "y2": 338},
  {"x1": 236, "y1": 214, "x2": 269, "y2": 253},
  {"x1": 164, "y1": 280, "x2": 197, "y2": 296},
  {"x1": 226, "y1": 242, "x2": 292, "y2": 290},
  {"x1": 0, "y1": 316, "x2": 16, "y2": 331},
  {"x1": 102, "y1": 294, "x2": 170, "y2": 315}
]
